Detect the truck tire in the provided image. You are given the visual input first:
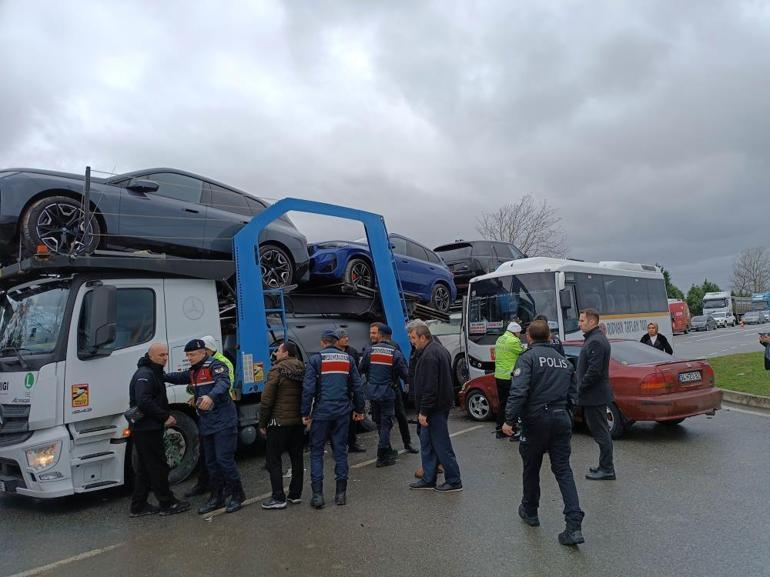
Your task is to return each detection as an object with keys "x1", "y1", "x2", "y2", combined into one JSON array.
[
  {"x1": 165, "y1": 410, "x2": 199, "y2": 485},
  {"x1": 21, "y1": 195, "x2": 101, "y2": 257}
]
